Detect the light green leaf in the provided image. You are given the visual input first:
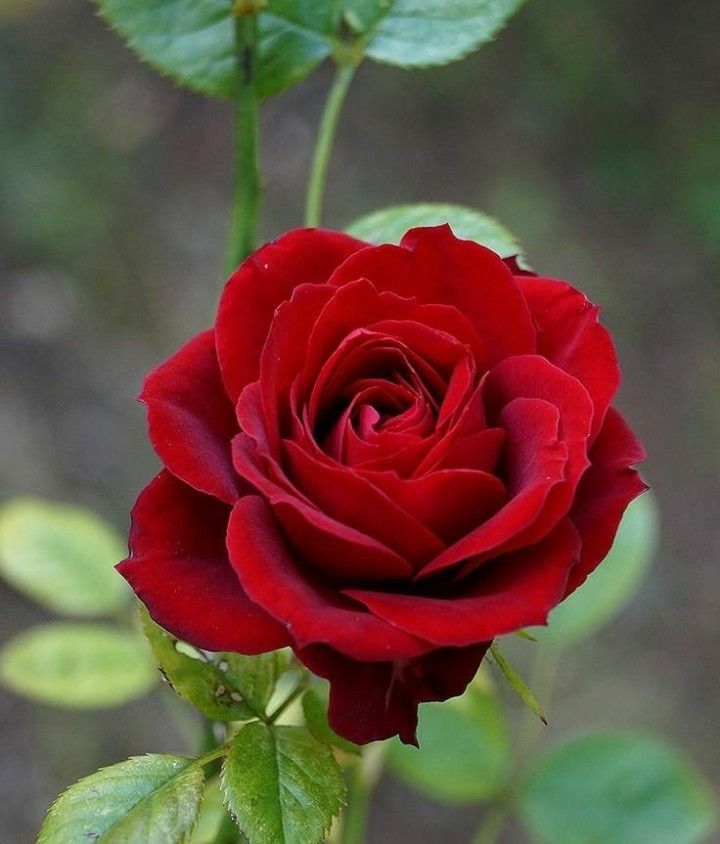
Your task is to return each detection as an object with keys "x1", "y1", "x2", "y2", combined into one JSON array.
[
  {"x1": 0, "y1": 497, "x2": 128, "y2": 616},
  {"x1": 221, "y1": 722, "x2": 345, "y2": 844},
  {"x1": 302, "y1": 686, "x2": 360, "y2": 755},
  {"x1": 540, "y1": 493, "x2": 659, "y2": 646},
  {"x1": 37, "y1": 754, "x2": 204, "y2": 843},
  {"x1": 364, "y1": 0, "x2": 529, "y2": 68},
  {"x1": 346, "y1": 203, "x2": 523, "y2": 258},
  {"x1": 95, "y1": 0, "x2": 332, "y2": 100},
  {"x1": 519, "y1": 732, "x2": 716, "y2": 844},
  {"x1": 387, "y1": 686, "x2": 509, "y2": 803},
  {"x1": 190, "y1": 779, "x2": 227, "y2": 844},
  {"x1": 0, "y1": 623, "x2": 156, "y2": 708},
  {"x1": 141, "y1": 609, "x2": 252, "y2": 720},
  {"x1": 489, "y1": 642, "x2": 546, "y2": 724}
]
